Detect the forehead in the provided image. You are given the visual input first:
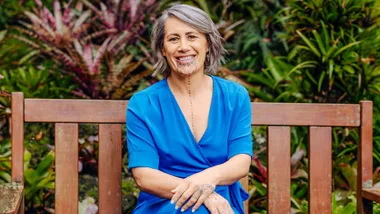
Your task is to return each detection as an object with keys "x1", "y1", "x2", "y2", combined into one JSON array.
[{"x1": 164, "y1": 17, "x2": 201, "y2": 35}]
